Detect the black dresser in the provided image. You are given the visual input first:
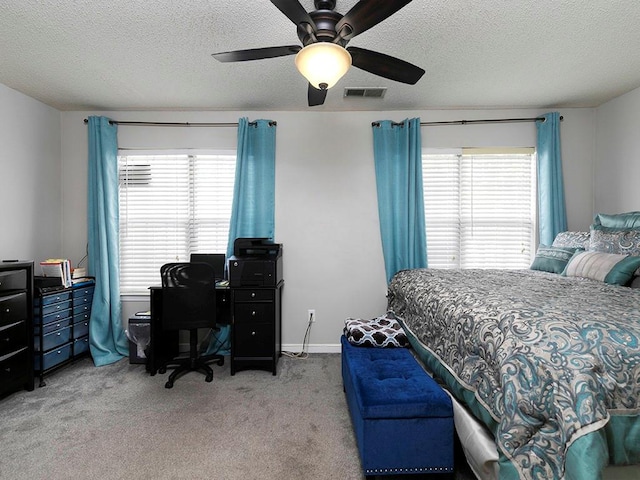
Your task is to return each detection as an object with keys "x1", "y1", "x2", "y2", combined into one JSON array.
[
  {"x1": 33, "y1": 279, "x2": 94, "y2": 386},
  {"x1": 230, "y1": 281, "x2": 283, "y2": 375},
  {"x1": 0, "y1": 261, "x2": 35, "y2": 397}
]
